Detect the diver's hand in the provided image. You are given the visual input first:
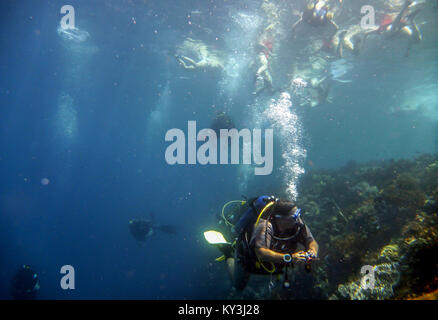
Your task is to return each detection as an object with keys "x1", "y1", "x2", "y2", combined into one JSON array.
[
  {"x1": 292, "y1": 251, "x2": 308, "y2": 262},
  {"x1": 305, "y1": 250, "x2": 317, "y2": 262},
  {"x1": 307, "y1": 249, "x2": 318, "y2": 260}
]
